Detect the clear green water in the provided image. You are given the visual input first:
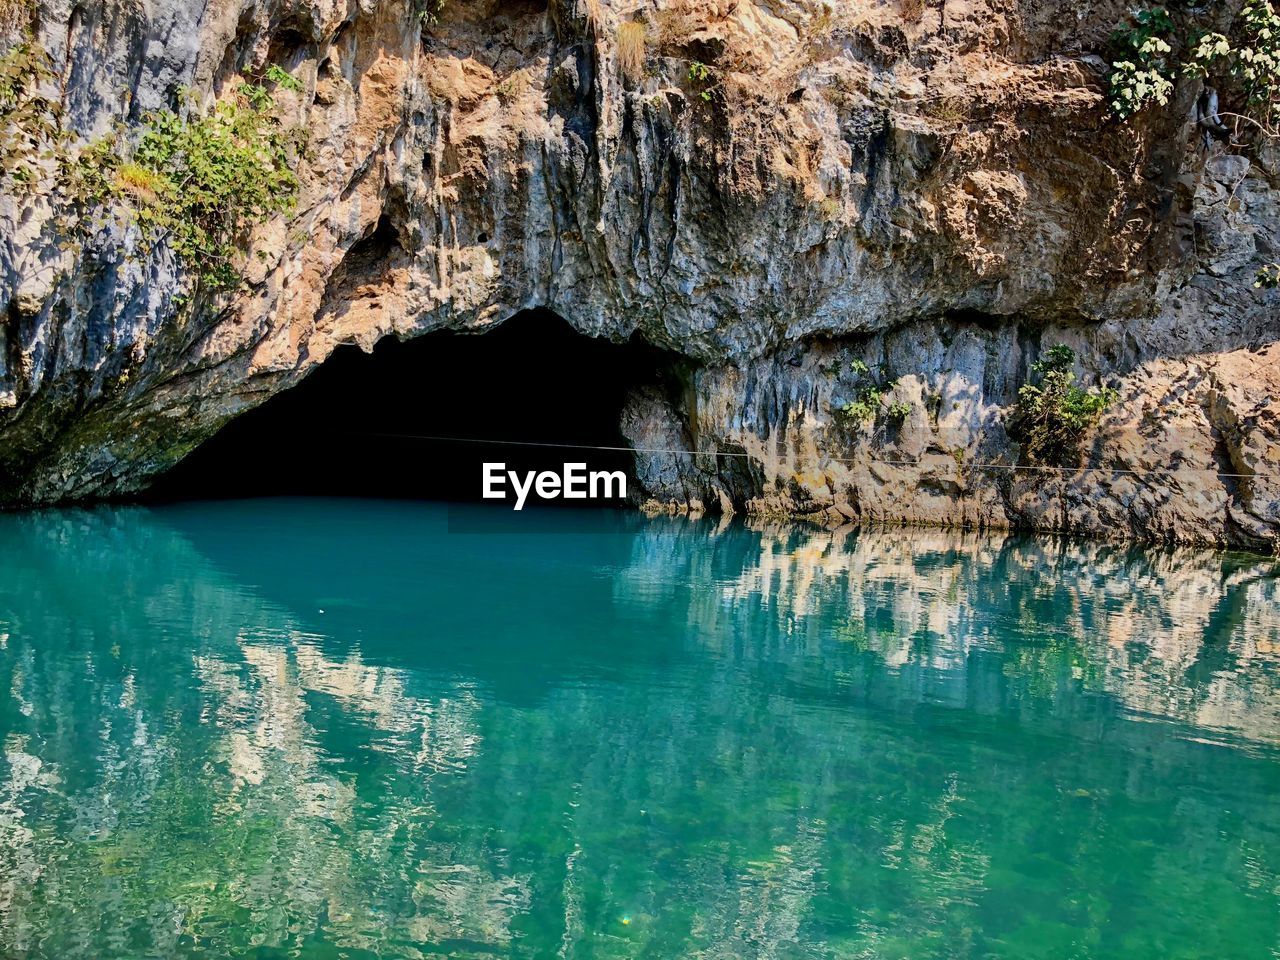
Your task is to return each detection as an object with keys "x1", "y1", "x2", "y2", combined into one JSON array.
[{"x1": 1, "y1": 499, "x2": 1279, "y2": 959}]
